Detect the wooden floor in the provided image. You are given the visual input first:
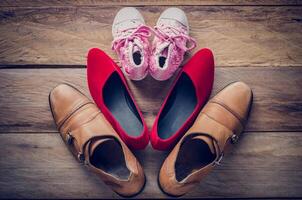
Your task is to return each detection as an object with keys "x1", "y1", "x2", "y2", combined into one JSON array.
[{"x1": 0, "y1": 1, "x2": 302, "y2": 199}]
